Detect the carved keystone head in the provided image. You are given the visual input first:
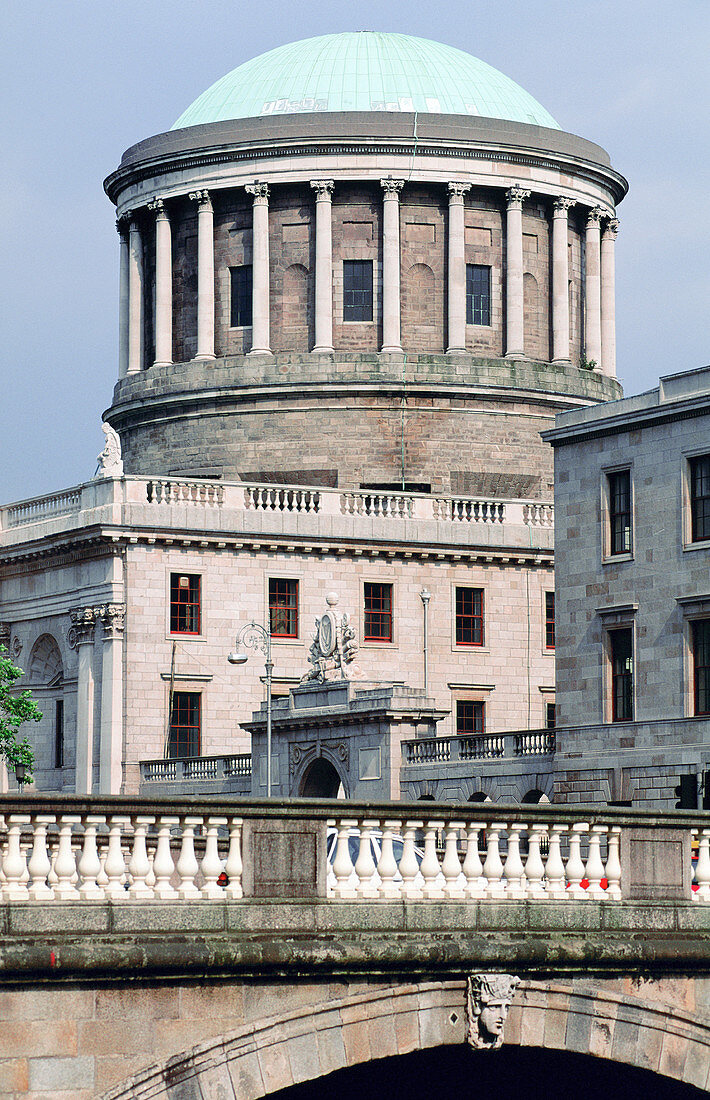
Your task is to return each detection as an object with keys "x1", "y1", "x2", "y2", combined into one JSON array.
[{"x1": 466, "y1": 973, "x2": 520, "y2": 1049}]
